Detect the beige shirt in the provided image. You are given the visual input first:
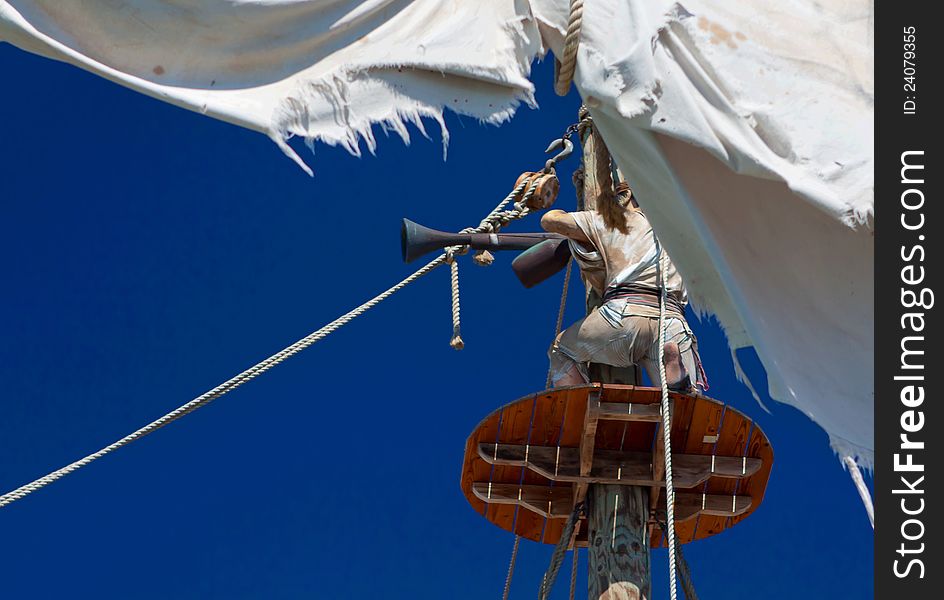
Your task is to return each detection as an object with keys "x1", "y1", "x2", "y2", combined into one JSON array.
[{"x1": 568, "y1": 208, "x2": 687, "y2": 324}]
